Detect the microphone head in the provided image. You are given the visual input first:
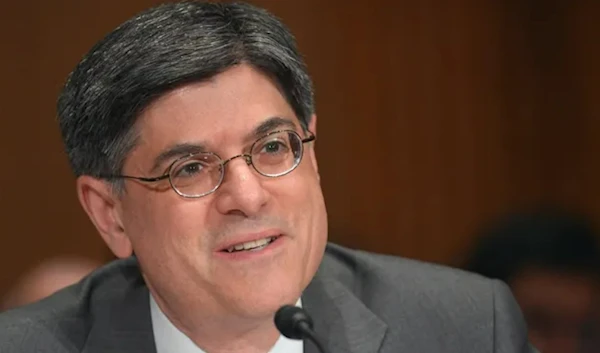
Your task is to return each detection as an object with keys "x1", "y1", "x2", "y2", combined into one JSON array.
[{"x1": 274, "y1": 305, "x2": 314, "y2": 340}]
